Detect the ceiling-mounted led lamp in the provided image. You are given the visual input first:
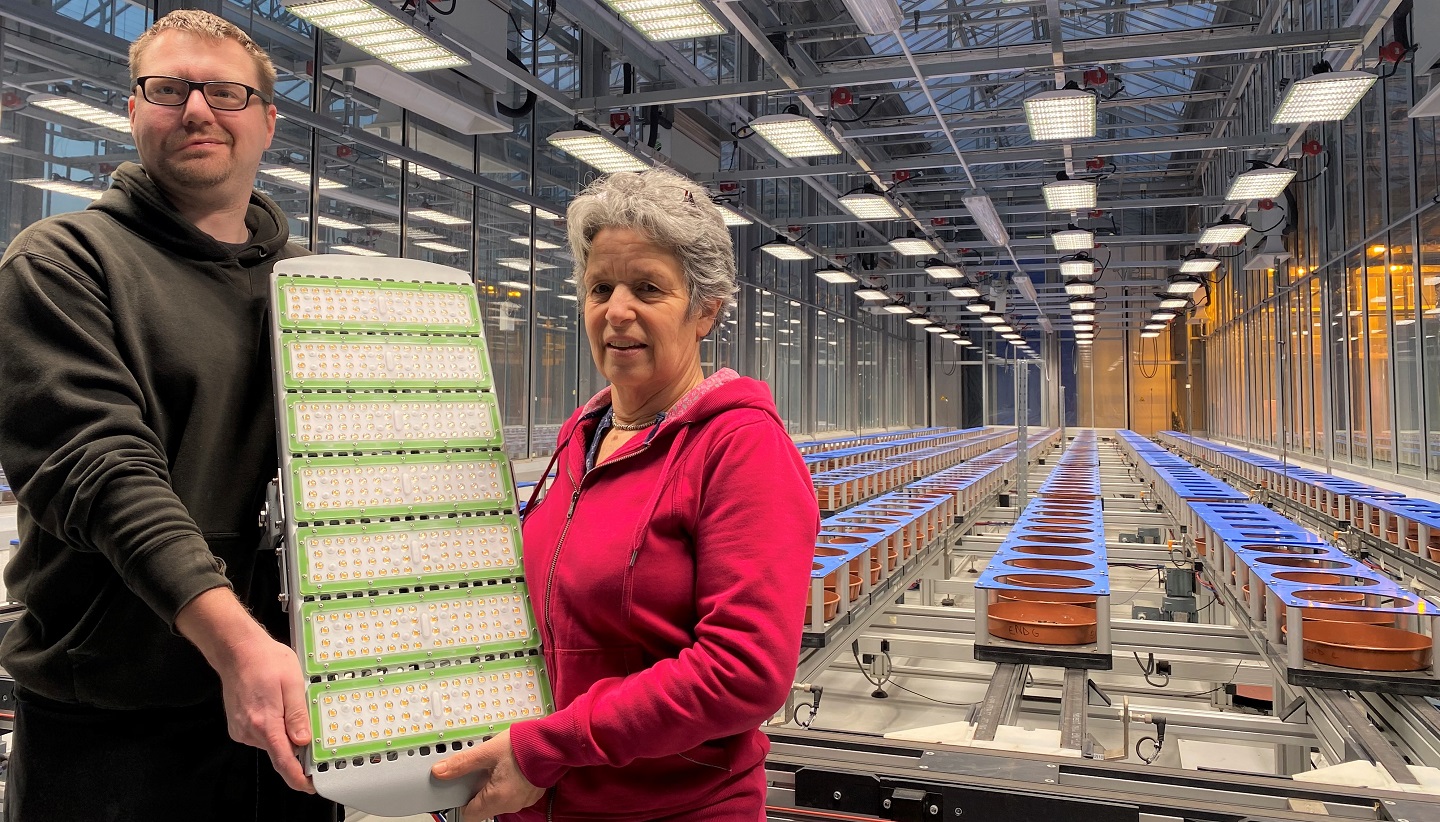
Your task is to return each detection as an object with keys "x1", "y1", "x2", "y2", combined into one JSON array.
[
  {"x1": 1157, "y1": 295, "x2": 1190, "y2": 310},
  {"x1": 597, "y1": 0, "x2": 726, "y2": 41},
  {"x1": 760, "y1": 235, "x2": 814, "y2": 261},
  {"x1": 1143, "y1": 322, "x2": 1165, "y2": 331},
  {"x1": 966, "y1": 298, "x2": 995, "y2": 314},
  {"x1": 993, "y1": 323, "x2": 1014, "y2": 334},
  {"x1": 1198, "y1": 214, "x2": 1252, "y2": 245},
  {"x1": 547, "y1": 127, "x2": 649, "y2": 173},
  {"x1": 30, "y1": 94, "x2": 131, "y2": 133},
  {"x1": 1179, "y1": 249, "x2": 1221, "y2": 274},
  {"x1": 1140, "y1": 331, "x2": 1161, "y2": 338},
  {"x1": 1166, "y1": 274, "x2": 1206, "y2": 295},
  {"x1": 855, "y1": 287, "x2": 890, "y2": 300},
  {"x1": 1059, "y1": 252, "x2": 1097, "y2": 279},
  {"x1": 940, "y1": 331, "x2": 961, "y2": 340},
  {"x1": 1023, "y1": 82, "x2": 1098, "y2": 141},
  {"x1": 948, "y1": 282, "x2": 981, "y2": 299},
  {"x1": 1073, "y1": 322, "x2": 1094, "y2": 332},
  {"x1": 1064, "y1": 280, "x2": 1097, "y2": 296},
  {"x1": 962, "y1": 189, "x2": 1010, "y2": 247},
  {"x1": 14, "y1": 177, "x2": 105, "y2": 201},
  {"x1": 283, "y1": 0, "x2": 469, "y2": 72},
  {"x1": 924, "y1": 324, "x2": 947, "y2": 334},
  {"x1": 714, "y1": 203, "x2": 752, "y2": 227},
  {"x1": 1272, "y1": 62, "x2": 1377, "y2": 124},
  {"x1": 839, "y1": 183, "x2": 900, "y2": 220},
  {"x1": 905, "y1": 314, "x2": 932, "y2": 325},
  {"x1": 882, "y1": 303, "x2": 914, "y2": 314},
  {"x1": 1071, "y1": 311, "x2": 1095, "y2": 323},
  {"x1": 1051, "y1": 224, "x2": 1095, "y2": 251},
  {"x1": 924, "y1": 259, "x2": 964, "y2": 279},
  {"x1": 1068, "y1": 296, "x2": 1097, "y2": 312},
  {"x1": 1151, "y1": 310, "x2": 1178, "y2": 322},
  {"x1": 750, "y1": 106, "x2": 841, "y2": 158},
  {"x1": 1043, "y1": 172, "x2": 1098, "y2": 211},
  {"x1": 1076, "y1": 338, "x2": 1094, "y2": 346},
  {"x1": 955, "y1": 335, "x2": 974, "y2": 347},
  {"x1": 889, "y1": 231, "x2": 938, "y2": 256},
  {"x1": 816, "y1": 265, "x2": 858, "y2": 284},
  {"x1": 1225, "y1": 161, "x2": 1297, "y2": 201},
  {"x1": 1075, "y1": 331, "x2": 1095, "y2": 340},
  {"x1": 980, "y1": 313, "x2": 1004, "y2": 325}
]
